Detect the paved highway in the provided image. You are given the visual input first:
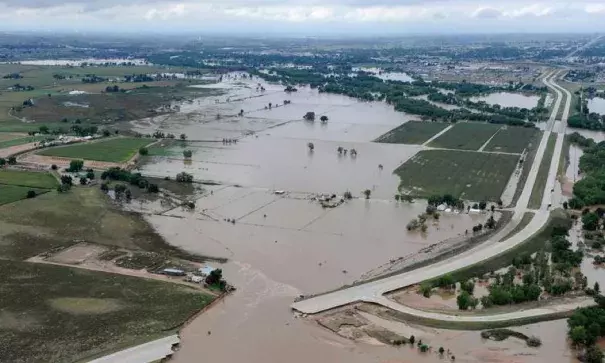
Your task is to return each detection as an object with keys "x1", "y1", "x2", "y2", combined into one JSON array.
[
  {"x1": 292, "y1": 71, "x2": 575, "y2": 316},
  {"x1": 88, "y1": 335, "x2": 179, "y2": 363}
]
